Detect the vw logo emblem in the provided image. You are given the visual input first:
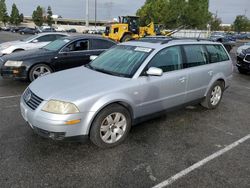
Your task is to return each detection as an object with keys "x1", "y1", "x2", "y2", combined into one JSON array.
[{"x1": 25, "y1": 92, "x2": 32, "y2": 102}]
